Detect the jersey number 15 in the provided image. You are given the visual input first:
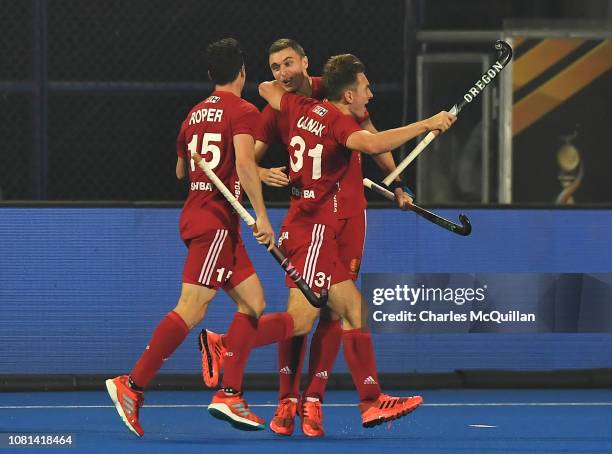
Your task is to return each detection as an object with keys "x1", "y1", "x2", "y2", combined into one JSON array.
[{"x1": 188, "y1": 133, "x2": 221, "y2": 172}]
